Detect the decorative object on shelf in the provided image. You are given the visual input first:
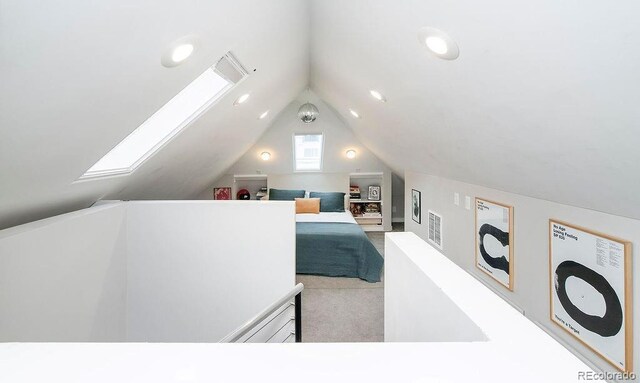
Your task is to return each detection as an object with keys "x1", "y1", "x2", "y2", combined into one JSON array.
[
  {"x1": 350, "y1": 203, "x2": 363, "y2": 216},
  {"x1": 256, "y1": 187, "x2": 268, "y2": 200},
  {"x1": 213, "y1": 187, "x2": 231, "y2": 200},
  {"x1": 297, "y1": 88, "x2": 319, "y2": 123},
  {"x1": 411, "y1": 189, "x2": 421, "y2": 223},
  {"x1": 349, "y1": 185, "x2": 361, "y2": 199},
  {"x1": 365, "y1": 203, "x2": 380, "y2": 213},
  {"x1": 236, "y1": 188, "x2": 251, "y2": 200},
  {"x1": 475, "y1": 198, "x2": 514, "y2": 290},
  {"x1": 368, "y1": 185, "x2": 381, "y2": 201},
  {"x1": 549, "y1": 219, "x2": 632, "y2": 372}
]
